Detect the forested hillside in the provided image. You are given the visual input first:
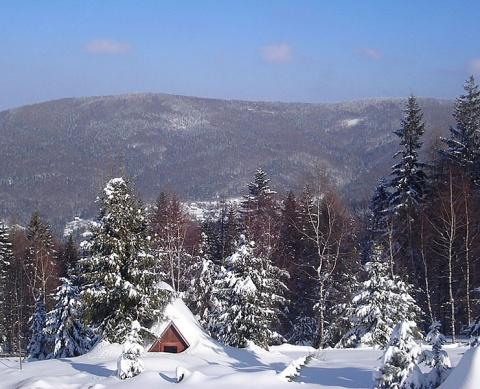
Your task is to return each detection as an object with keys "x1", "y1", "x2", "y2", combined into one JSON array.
[{"x1": 0, "y1": 93, "x2": 454, "y2": 231}]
